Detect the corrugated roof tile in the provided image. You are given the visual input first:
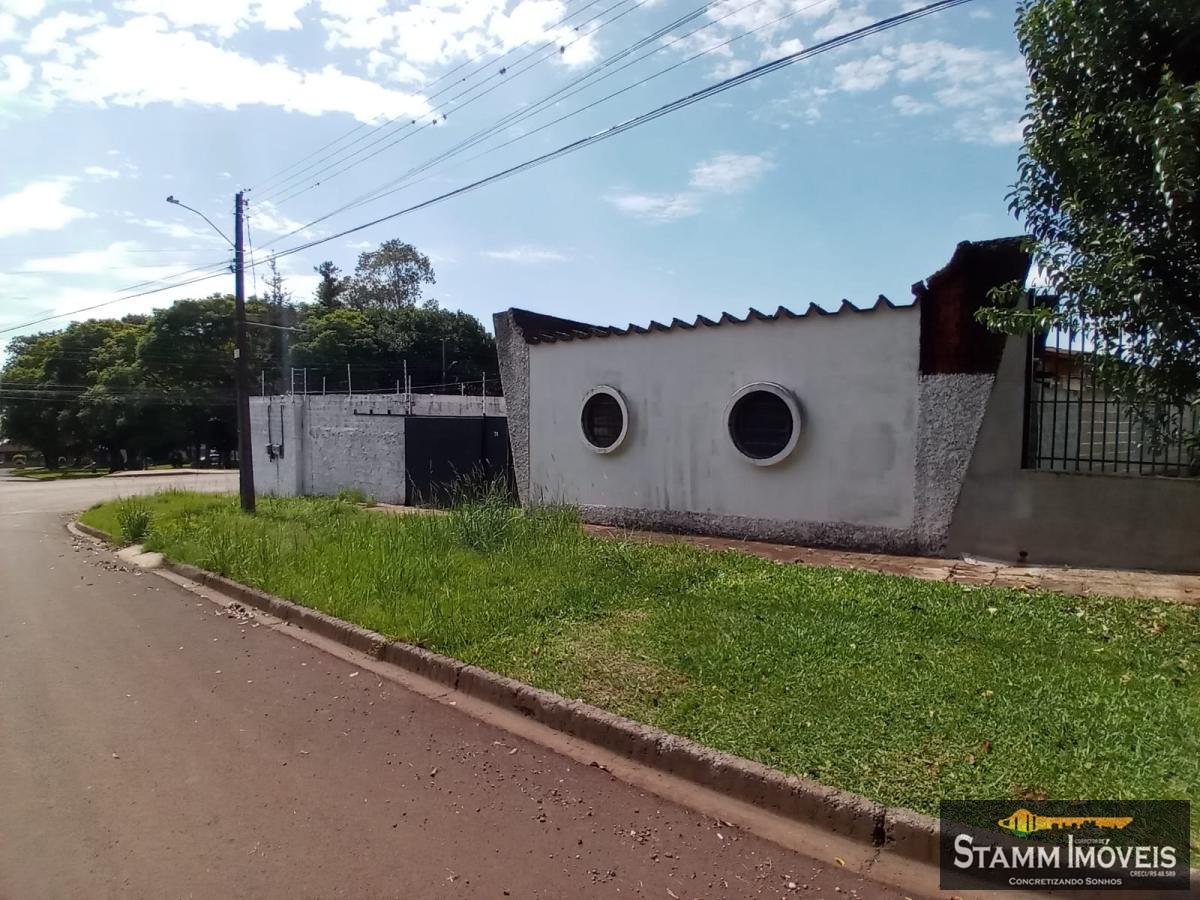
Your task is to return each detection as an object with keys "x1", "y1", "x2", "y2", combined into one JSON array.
[{"x1": 507, "y1": 293, "x2": 912, "y2": 345}]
